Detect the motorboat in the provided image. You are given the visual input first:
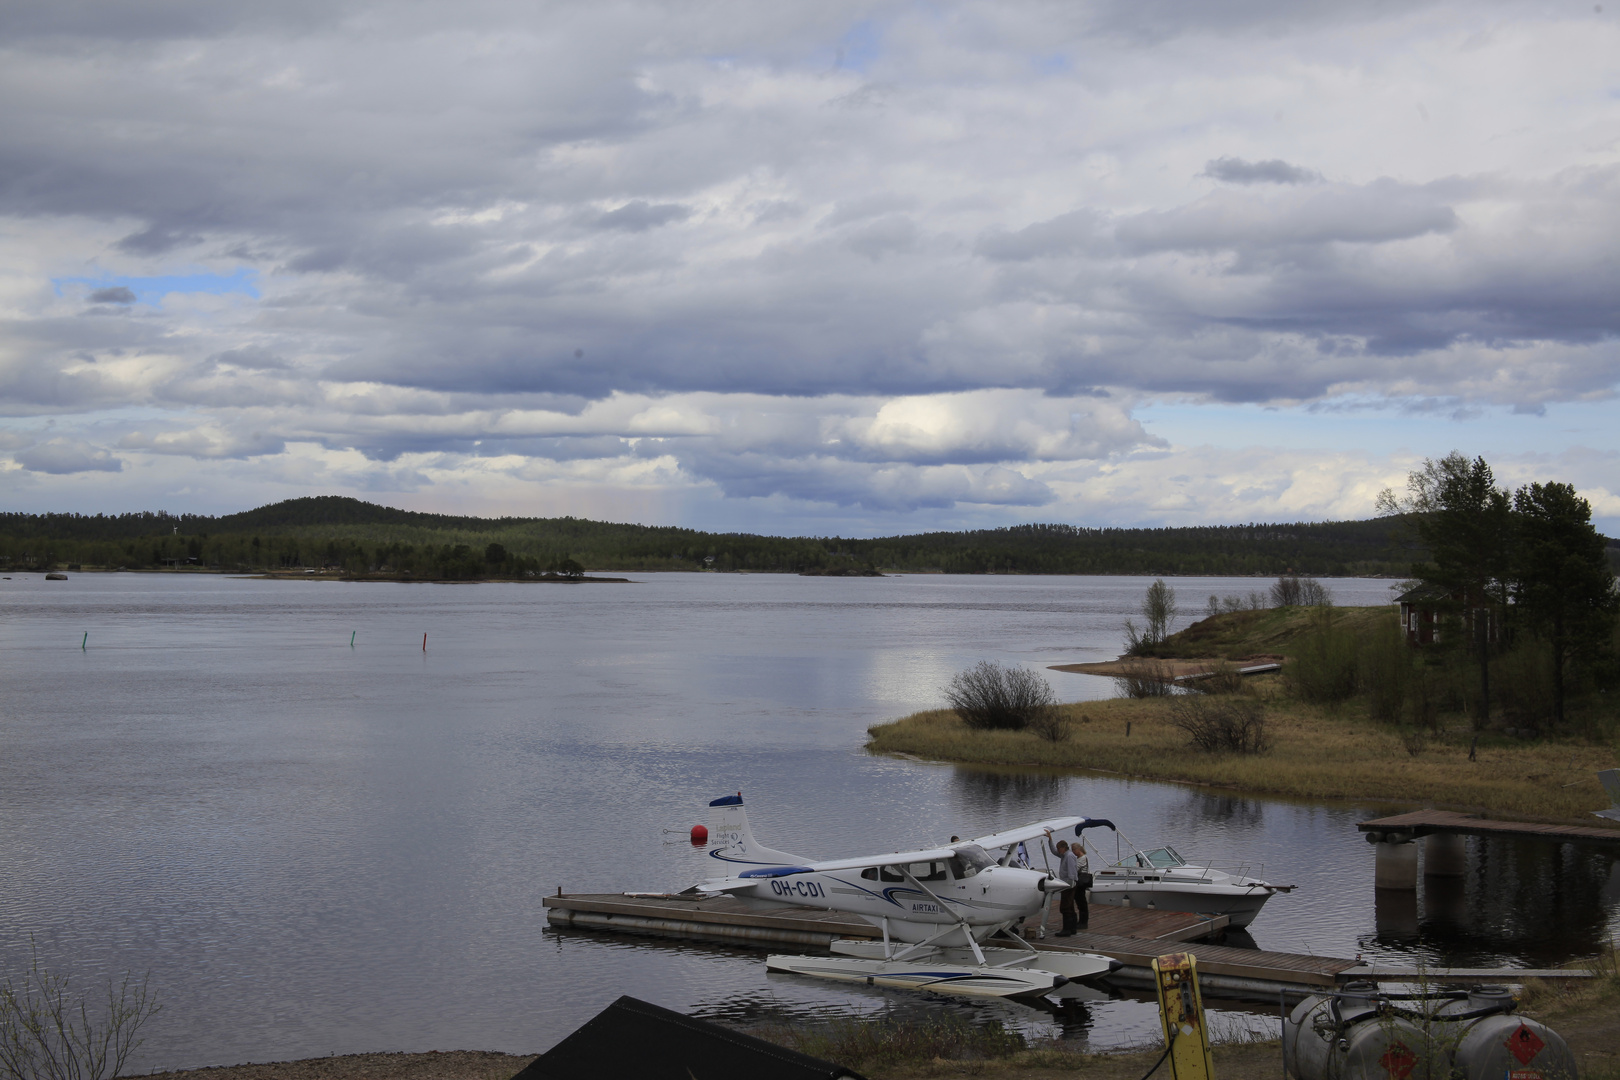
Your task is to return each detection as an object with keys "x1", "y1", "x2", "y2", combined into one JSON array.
[{"x1": 1085, "y1": 839, "x2": 1294, "y2": 928}]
